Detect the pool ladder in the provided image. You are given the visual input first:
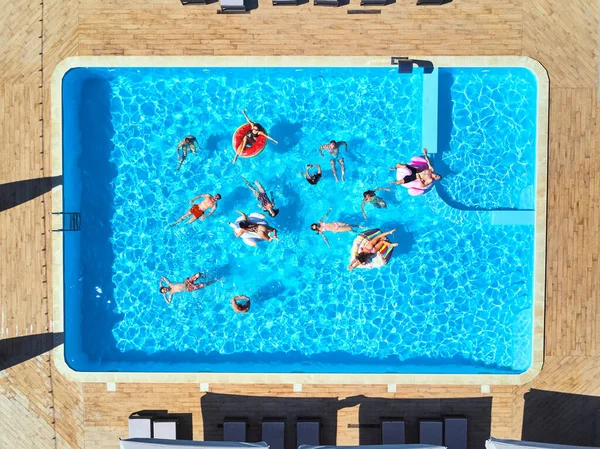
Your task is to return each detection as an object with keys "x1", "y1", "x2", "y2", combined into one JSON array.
[{"x1": 50, "y1": 212, "x2": 81, "y2": 232}]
